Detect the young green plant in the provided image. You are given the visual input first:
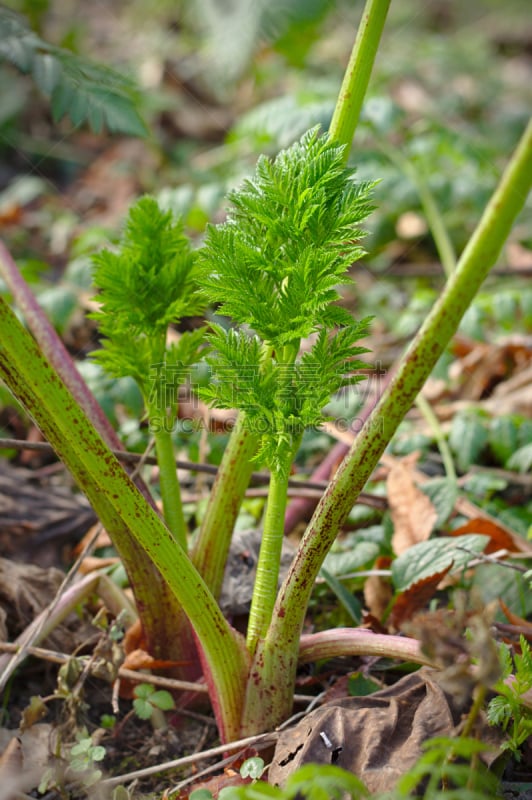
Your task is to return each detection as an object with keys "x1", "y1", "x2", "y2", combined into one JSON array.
[
  {"x1": 0, "y1": 0, "x2": 531, "y2": 744},
  {"x1": 90, "y1": 196, "x2": 205, "y2": 549},
  {"x1": 198, "y1": 128, "x2": 374, "y2": 657}
]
